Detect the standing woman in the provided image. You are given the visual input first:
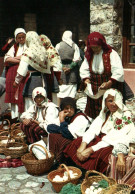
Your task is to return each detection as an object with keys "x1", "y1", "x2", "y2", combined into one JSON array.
[
  {"x1": 13, "y1": 31, "x2": 51, "y2": 112},
  {"x1": 4, "y1": 28, "x2": 27, "y2": 120},
  {"x1": 55, "y1": 31, "x2": 81, "y2": 105},
  {"x1": 80, "y1": 32, "x2": 124, "y2": 119},
  {"x1": 39, "y1": 34, "x2": 62, "y2": 104}
]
